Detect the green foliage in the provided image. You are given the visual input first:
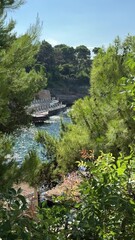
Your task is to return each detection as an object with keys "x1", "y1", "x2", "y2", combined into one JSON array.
[
  {"x1": 57, "y1": 122, "x2": 90, "y2": 173},
  {"x1": 0, "y1": 135, "x2": 18, "y2": 192},
  {"x1": 36, "y1": 130, "x2": 58, "y2": 162},
  {"x1": 19, "y1": 150, "x2": 41, "y2": 187},
  {"x1": 0, "y1": 187, "x2": 72, "y2": 240},
  {"x1": 0, "y1": 15, "x2": 16, "y2": 49},
  {"x1": 36, "y1": 131, "x2": 60, "y2": 188},
  {"x1": 1, "y1": 150, "x2": 135, "y2": 239},
  {"x1": 36, "y1": 197, "x2": 72, "y2": 239},
  {"x1": 35, "y1": 42, "x2": 91, "y2": 93},
  {"x1": 92, "y1": 47, "x2": 101, "y2": 55},
  {"x1": 0, "y1": 5, "x2": 47, "y2": 133},
  {"x1": 0, "y1": 0, "x2": 24, "y2": 15},
  {"x1": 0, "y1": 187, "x2": 33, "y2": 240},
  {"x1": 0, "y1": 134, "x2": 42, "y2": 193},
  {"x1": 0, "y1": 33, "x2": 47, "y2": 132},
  {"x1": 36, "y1": 40, "x2": 55, "y2": 73},
  {"x1": 49, "y1": 35, "x2": 135, "y2": 174},
  {"x1": 72, "y1": 150, "x2": 135, "y2": 239},
  {"x1": 0, "y1": 0, "x2": 47, "y2": 194},
  {"x1": 0, "y1": 1, "x2": 24, "y2": 49}
]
